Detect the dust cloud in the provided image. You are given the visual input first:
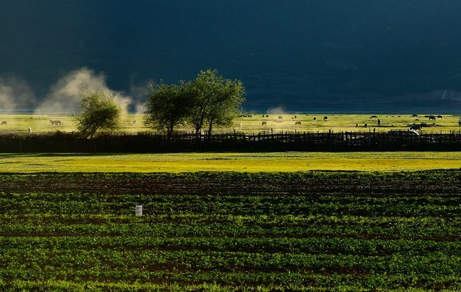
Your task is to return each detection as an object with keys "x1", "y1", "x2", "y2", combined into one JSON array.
[
  {"x1": 34, "y1": 68, "x2": 133, "y2": 114},
  {"x1": 129, "y1": 79, "x2": 154, "y2": 114},
  {"x1": 0, "y1": 76, "x2": 36, "y2": 111},
  {"x1": 267, "y1": 105, "x2": 287, "y2": 115}
]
